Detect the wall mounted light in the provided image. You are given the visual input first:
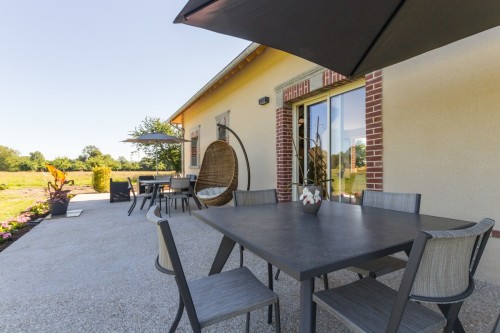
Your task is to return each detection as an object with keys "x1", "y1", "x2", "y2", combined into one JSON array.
[{"x1": 258, "y1": 96, "x2": 270, "y2": 105}]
